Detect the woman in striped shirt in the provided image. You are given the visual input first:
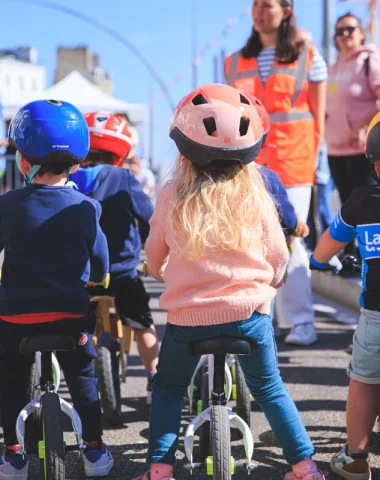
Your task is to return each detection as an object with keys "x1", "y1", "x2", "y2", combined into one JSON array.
[{"x1": 225, "y1": 0, "x2": 327, "y2": 347}]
